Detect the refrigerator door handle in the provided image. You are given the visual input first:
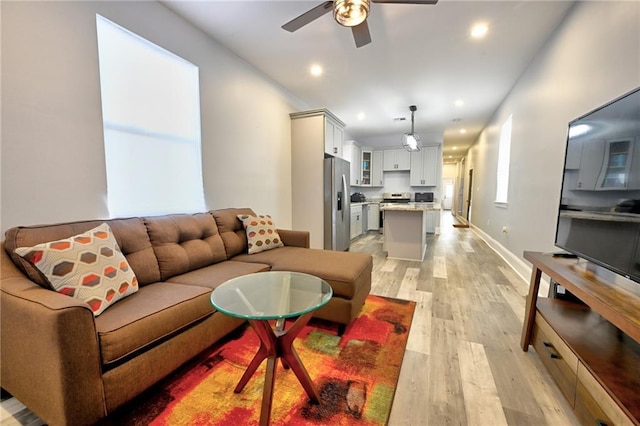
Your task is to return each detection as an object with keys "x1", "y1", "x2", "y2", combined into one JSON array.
[{"x1": 342, "y1": 174, "x2": 348, "y2": 222}]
